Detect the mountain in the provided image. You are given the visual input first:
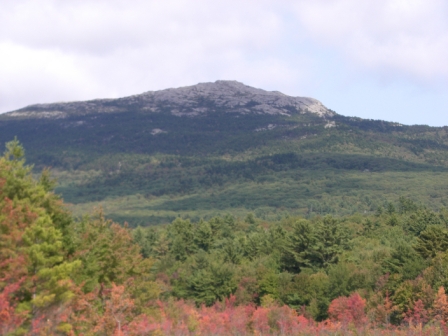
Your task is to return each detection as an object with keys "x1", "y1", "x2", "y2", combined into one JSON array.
[
  {"x1": 4, "y1": 80, "x2": 332, "y2": 118},
  {"x1": 1, "y1": 80, "x2": 448, "y2": 225}
]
